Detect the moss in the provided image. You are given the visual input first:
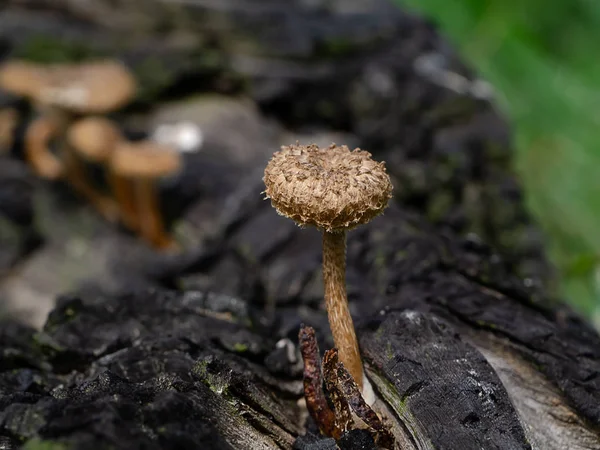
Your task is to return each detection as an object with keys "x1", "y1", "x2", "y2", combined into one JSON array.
[
  {"x1": 427, "y1": 191, "x2": 454, "y2": 223},
  {"x1": 368, "y1": 370, "x2": 433, "y2": 447},
  {"x1": 475, "y1": 320, "x2": 497, "y2": 330},
  {"x1": 131, "y1": 56, "x2": 176, "y2": 104},
  {"x1": 317, "y1": 38, "x2": 357, "y2": 58},
  {"x1": 22, "y1": 439, "x2": 69, "y2": 450},
  {"x1": 385, "y1": 341, "x2": 395, "y2": 361},
  {"x1": 192, "y1": 359, "x2": 229, "y2": 395},
  {"x1": 13, "y1": 36, "x2": 105, "y2": 63},
  {"x1": 232, "y1": 343, "x2": 248, "y2": 353},
  {"x1": 31, "y1": 332, "x2": 65, "y2": 360}
]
